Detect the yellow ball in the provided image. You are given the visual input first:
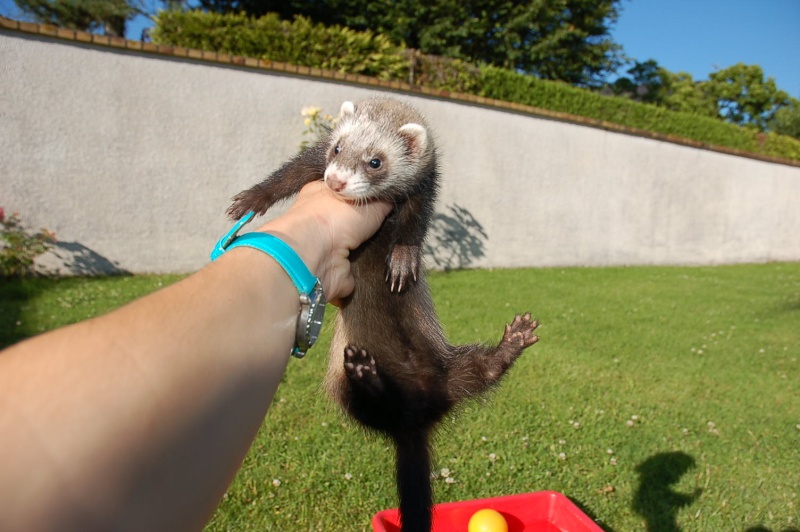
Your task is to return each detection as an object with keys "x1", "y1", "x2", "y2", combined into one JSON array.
[{"x1": 468, "y1": 508, "x2": 508, "y2": 532}]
